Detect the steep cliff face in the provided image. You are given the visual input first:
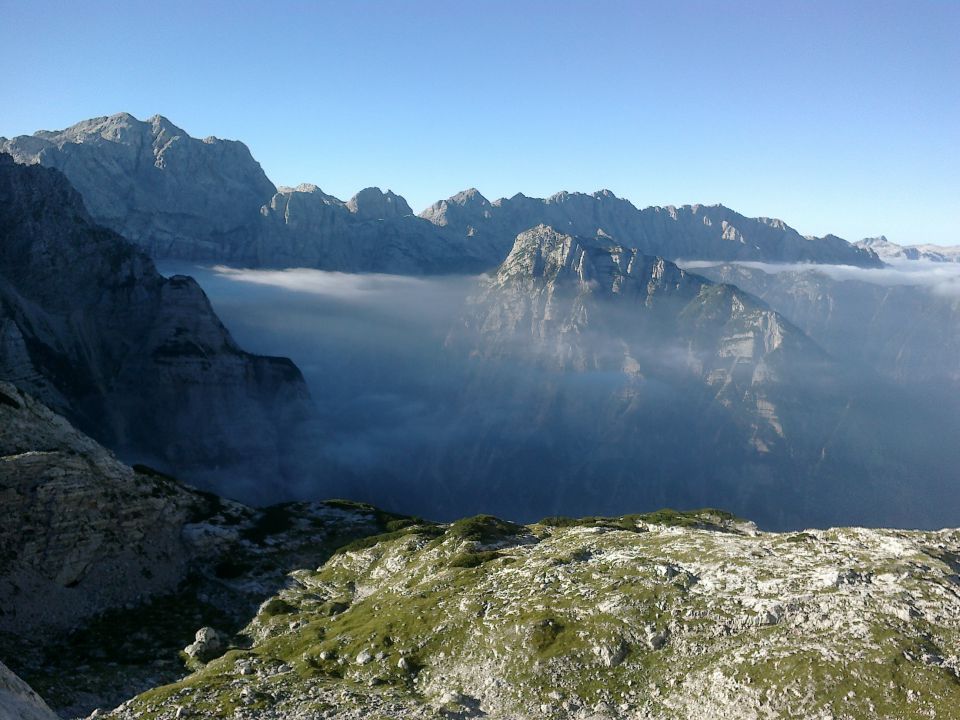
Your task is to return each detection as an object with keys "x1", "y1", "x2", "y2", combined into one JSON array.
[
  {"x1": 0, "y1": 113, "x2": 277, "y2": 258},
  {"x1": 421, "y1": 188, "x2": 883, "y2": 268},
  {"x1": 404, "y1": 227, "x2": 937, "y2": 528},
  {"x1": 0, "y1": 153, "x2": 311, "y2": 496},
  {"x1": 456, "y1": 225, "x2": 825, "y2": 453}
]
